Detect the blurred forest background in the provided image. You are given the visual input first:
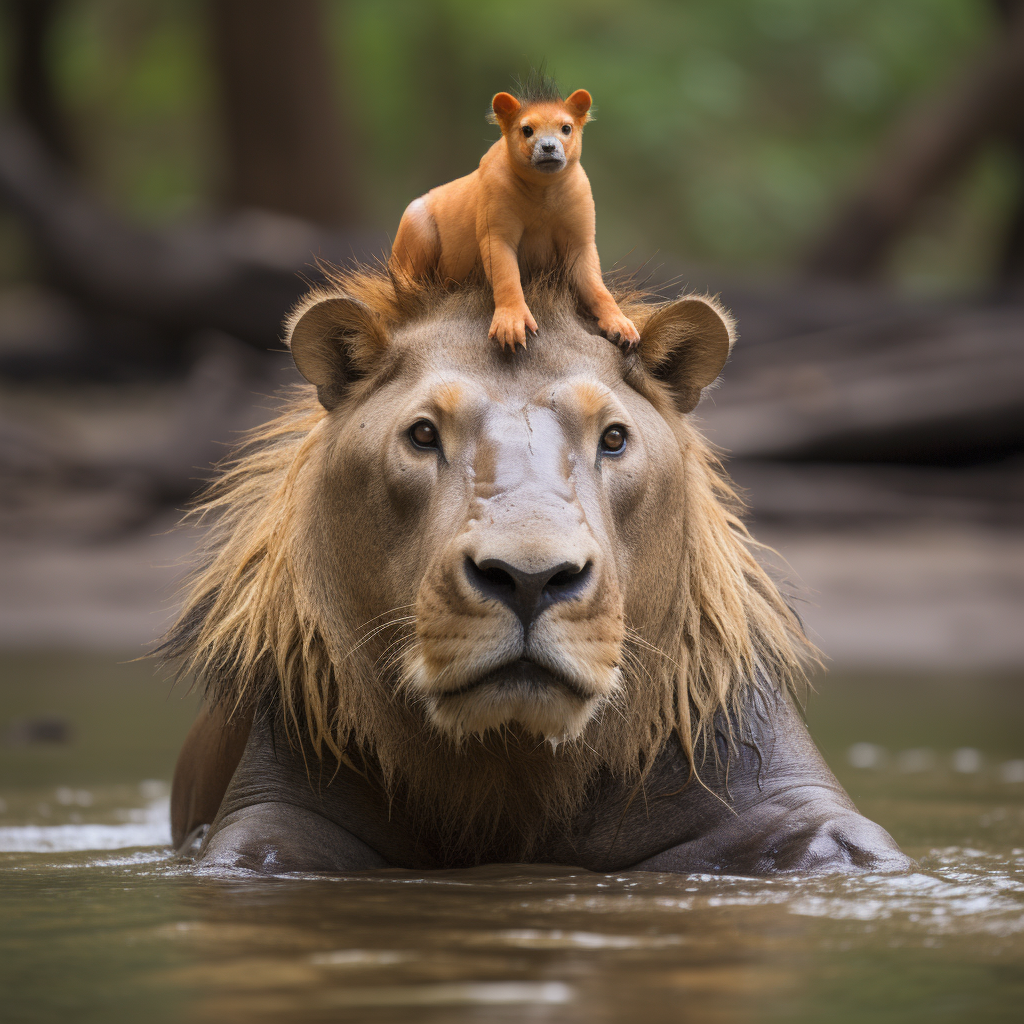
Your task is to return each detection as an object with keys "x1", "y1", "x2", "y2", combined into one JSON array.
[
  {"x1": 1, "y1": 0, "x2": 1021, "y2": 287},
  {"x1": 0, "y1": 0, "x2": 1022, "y2": 669}
]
